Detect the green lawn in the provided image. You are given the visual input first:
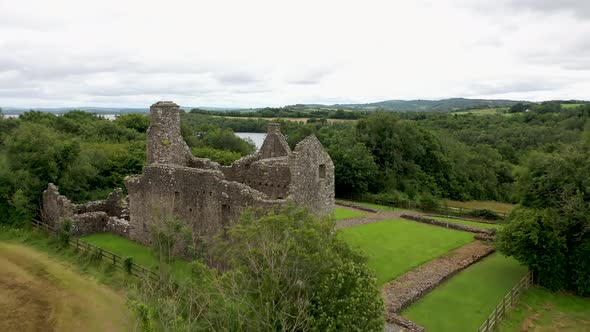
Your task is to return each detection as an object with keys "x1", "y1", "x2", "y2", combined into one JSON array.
[
  {"x1": 338, "y1": 200, "x2": 396, "y2": 212},
  {"x1": 562, "y1": 103, "x2": 585, "y2": 109},
  {"x1": 453, "y1": 107, "x2": 509, "y2": 115},
  {"x1": 441, "y1": 200, "x2": 515, "y2": 214},
  {"x1": 80, "y1": 233, "x2": 193, "y2": 281},
  {"x1": 334, "y1": 207, "x2": 367, "y2": 220},
  {"x1": 402, "y1": 253, "x2": 528, "y2": 332},
  {"x1": 339, "y1": 219, "x2": 473, "y2": 284},
  {"x1": 499, "y1": 287, "x2": 590, "y2": 331},
  {"x1": 430, "y1": 216, "x2": 502, "y2": 230}
]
